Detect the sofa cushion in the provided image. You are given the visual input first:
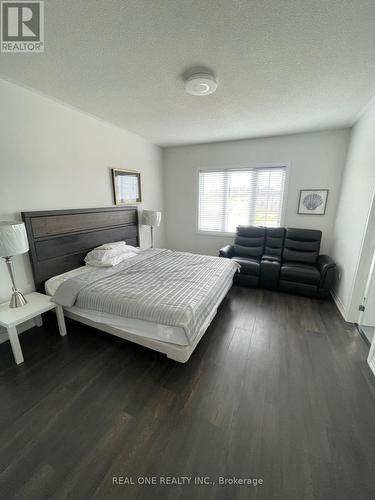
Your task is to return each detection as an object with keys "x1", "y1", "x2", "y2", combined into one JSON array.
[
  {"x1": 236, "y1": 226, "x2": 265, "y2": 238},
  {"x1": 233, "y1": 257, "x2": 260, "y2": 276},
  {"x1": 260, "y1": 258, "x2": 280, "y2": 289},
  {"x1": 283, "y1": 228, "x2": 322, "y2": 265},
  {"x1": 234, "y1": 226, "x2": 265, "y2": 258},
  {"x1": 280, "y1": 263, "x2": 320, "y2": 285},
  {"x1": 262, "y1": 254, "x2": 281, "y2": 262},
  {"x1": 264, "y1": 227, "x2": 285, "y2": 258},
  {"x1": 234, "y1": 243, "x2": 264, "y2": 258},
  {"x1": 234, "y1": 274, "x2": 259, "y2": 287},
  {"x1": 279, "y1": 280, "x2": 317, "y2": 296}
]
